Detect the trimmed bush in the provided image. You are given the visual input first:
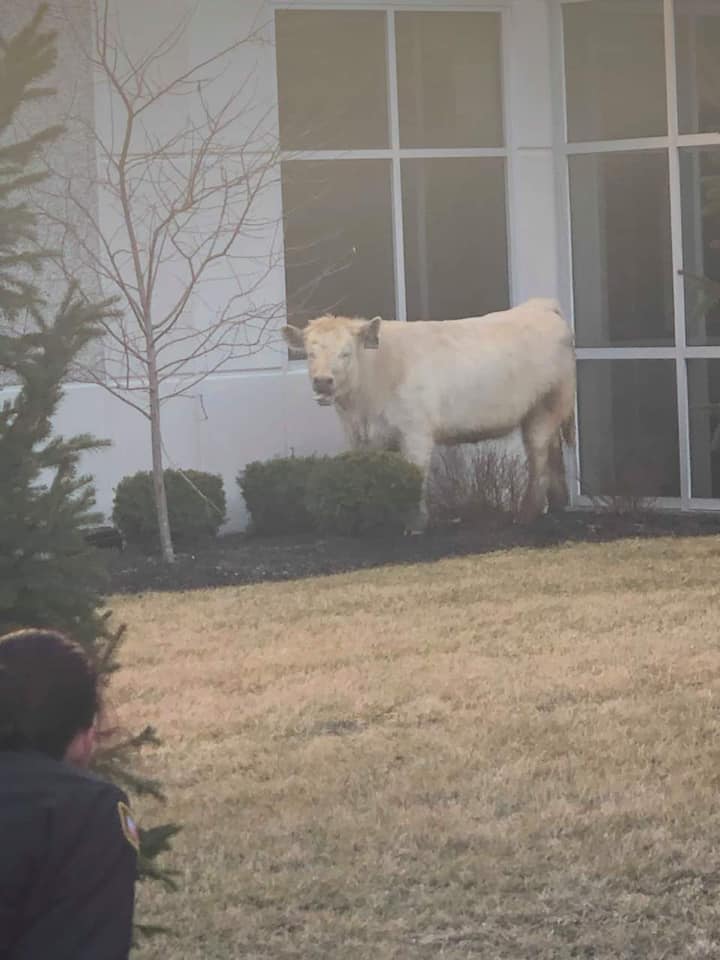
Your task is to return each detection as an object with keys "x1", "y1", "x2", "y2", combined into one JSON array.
[
  {"x1": 239, "y1": 456, "x2": 318, "y2": 535},
  {"x1": 305, "y1": 451, "x2": 423, "y2": 536},
  {"x1": 113, "y1": 469, "x2": 226, "y2": 551}
]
